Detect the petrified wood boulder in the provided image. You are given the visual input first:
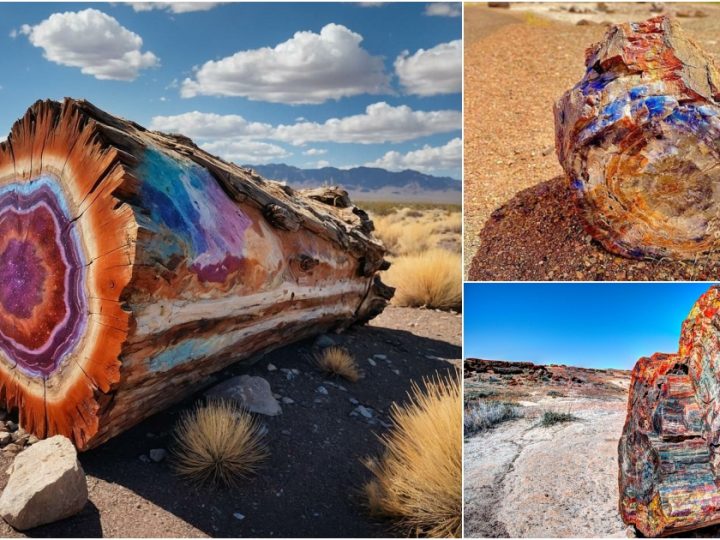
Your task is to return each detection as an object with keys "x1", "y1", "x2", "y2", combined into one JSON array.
[
  {"x1": 0, "y1": 98, "x2": 393, "y2": 450},
  {"x1": 619, "y1": 285, "x2": 720, "y2": 536},
  {"x1": 555, "y1": 16, "x2": 720, "y2": 260}
]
